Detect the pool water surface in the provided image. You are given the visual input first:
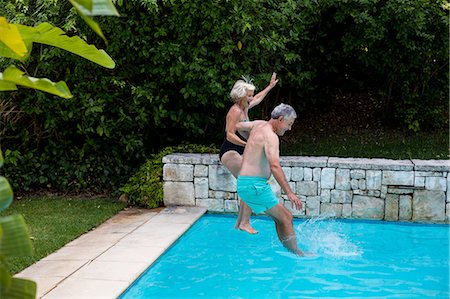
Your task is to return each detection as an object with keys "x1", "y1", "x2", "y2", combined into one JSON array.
[{"x1": 119, "y1": 214, "x2": 449, "y2": 298}]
